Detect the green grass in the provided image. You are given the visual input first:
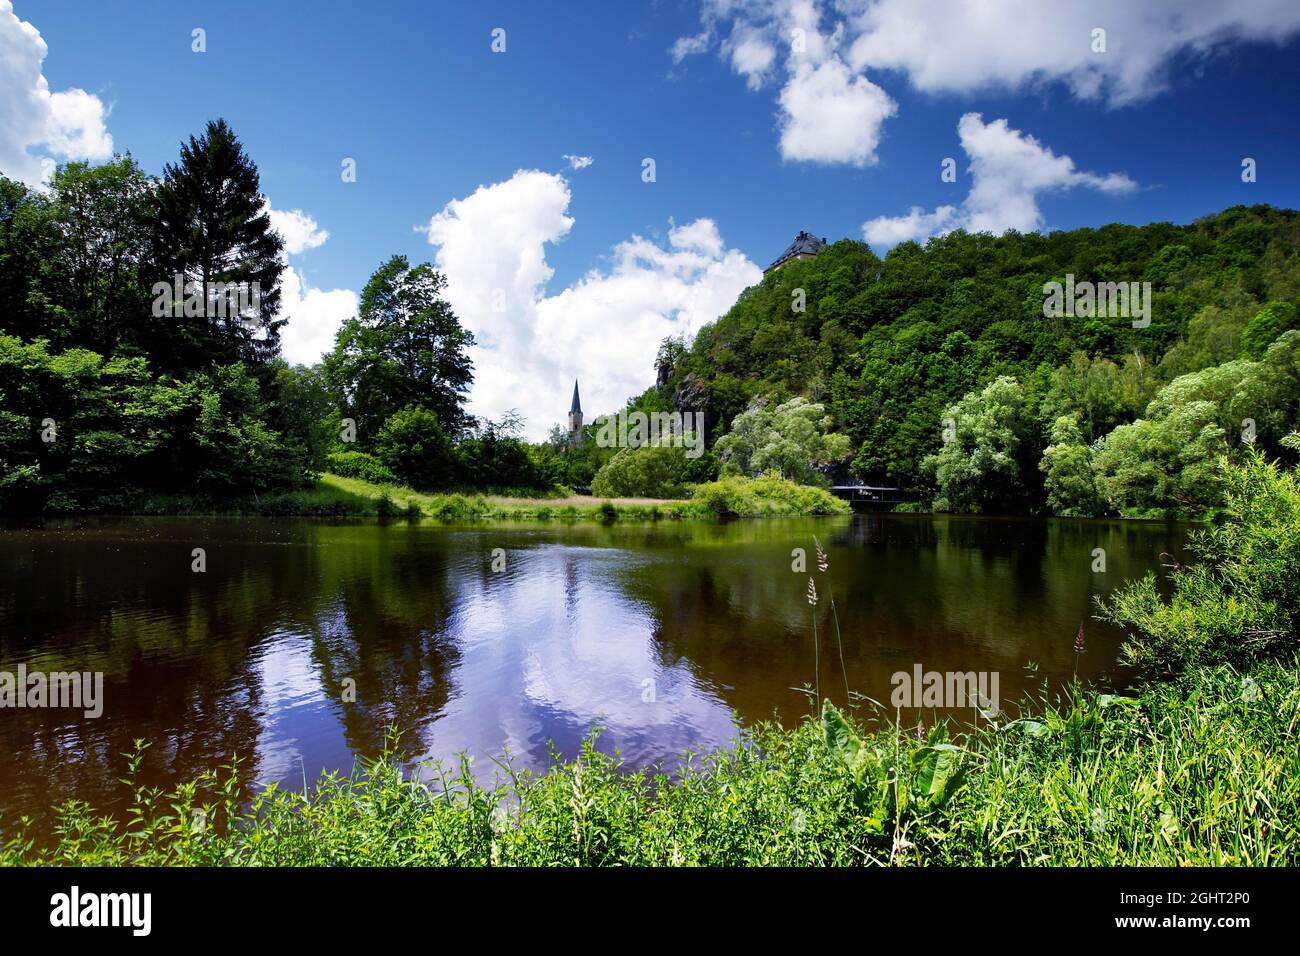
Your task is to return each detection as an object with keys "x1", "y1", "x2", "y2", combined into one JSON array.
[
  {"x1": 2, "y1": 658, "x2": 1295, "y2": 866},
  {"x1": 131, "y1": 472, "x2": 849, "y2": 521}
]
